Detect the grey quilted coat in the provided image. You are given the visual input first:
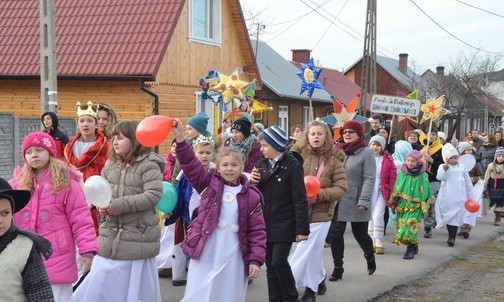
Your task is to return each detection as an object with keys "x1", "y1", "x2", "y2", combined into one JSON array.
[
  {"x1": 99, "y1": 152, "x2": 164, "y2": 260},
  {"x1": 337, "y1": 147, "x2": 376, "y2": 222}
]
